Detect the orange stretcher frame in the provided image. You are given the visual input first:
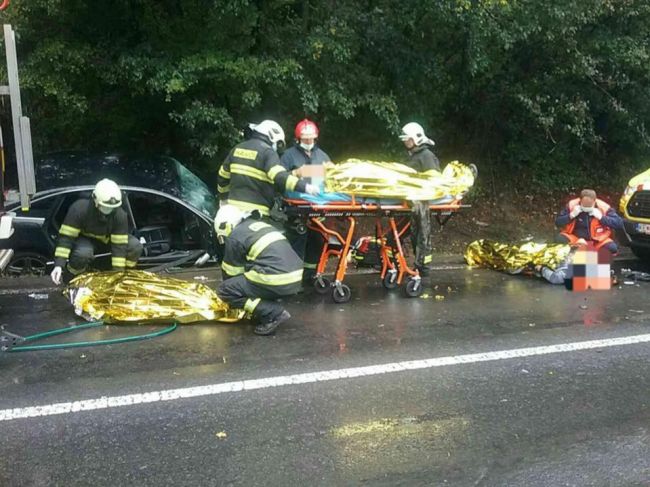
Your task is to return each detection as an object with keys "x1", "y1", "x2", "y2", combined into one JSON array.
[{"x1": 284, "y1": 195, "x2": 468, "y2": 303}]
